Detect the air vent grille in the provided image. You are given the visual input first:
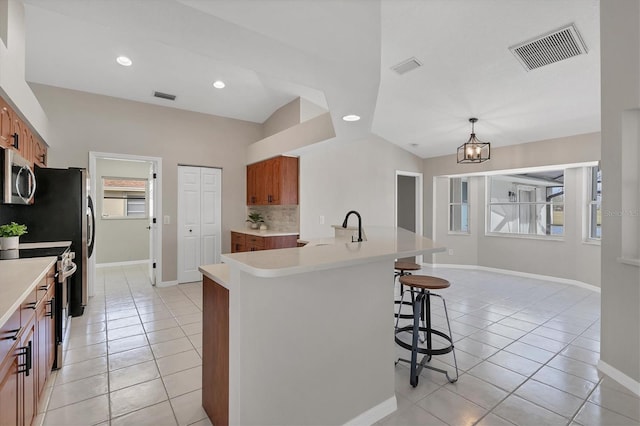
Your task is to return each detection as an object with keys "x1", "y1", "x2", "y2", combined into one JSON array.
[
  {"x1": 153, "y1": 91, "x2": 176, "y2": 101},
  {"x1": 391, "y1": 57, "x2": 423, "y2": 75},
  {"x1": 510, "y1": 24, "x2": 587, "y2": 71}
]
